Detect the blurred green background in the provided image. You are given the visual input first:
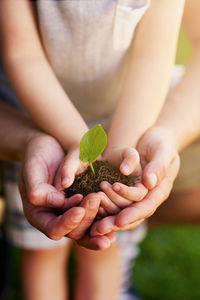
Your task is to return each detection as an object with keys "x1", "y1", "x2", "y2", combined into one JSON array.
[{"x1": 6, "y1": 29, "x2": 200, "y2": 300}]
